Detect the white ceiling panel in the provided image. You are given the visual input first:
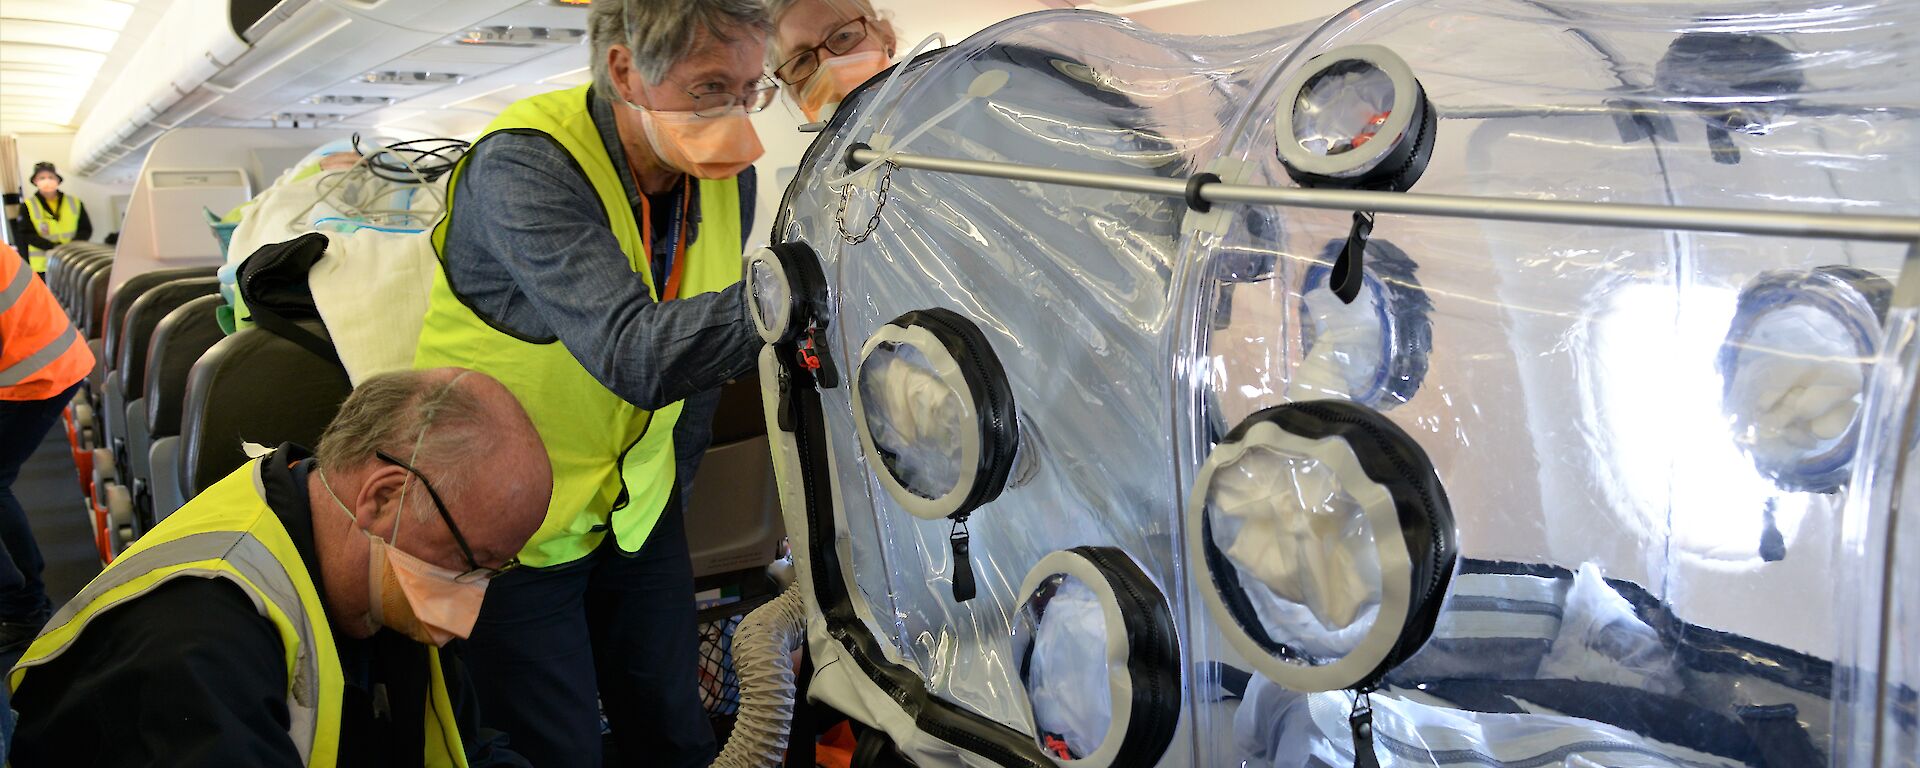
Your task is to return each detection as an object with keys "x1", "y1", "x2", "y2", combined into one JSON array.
[{"x1": 0, "y1": 0, "x2": 136, "y2": 130}]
